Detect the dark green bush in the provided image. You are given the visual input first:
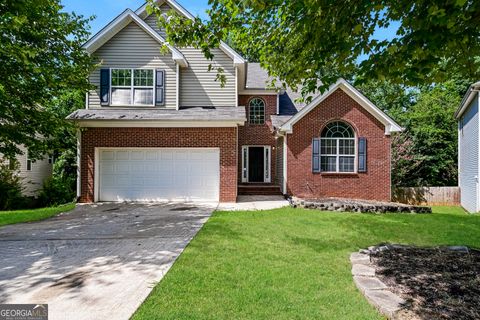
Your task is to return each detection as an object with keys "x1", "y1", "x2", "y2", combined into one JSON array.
[
  {"x1": 0, "y1": 159, "x2": 26, "y2": 210},
  {"x1": 38, "y1": 150, "x2": 76, "y2": 206}
]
